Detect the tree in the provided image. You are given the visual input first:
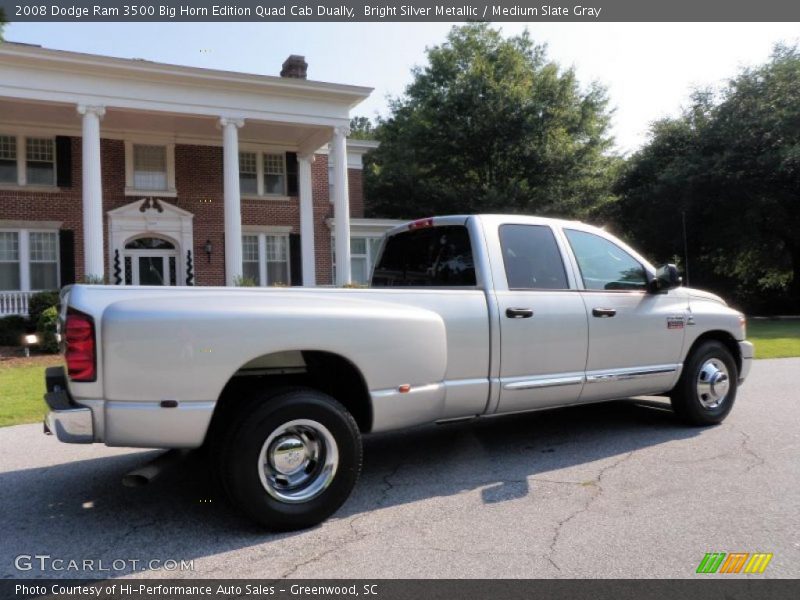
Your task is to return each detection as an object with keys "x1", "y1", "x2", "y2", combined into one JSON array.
[
  {"x1": 349, "y1": 116, "x2": 376, "y2": 140},
  {"x1": 365, "y1": 23, "x2": 618, "y2": 220},
  {"x1": 0, "y1": 8, "x2": 6, "y2": 41},
  {"x1": 612, "y1": 45, "x2": 800, "y2": 312}
]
